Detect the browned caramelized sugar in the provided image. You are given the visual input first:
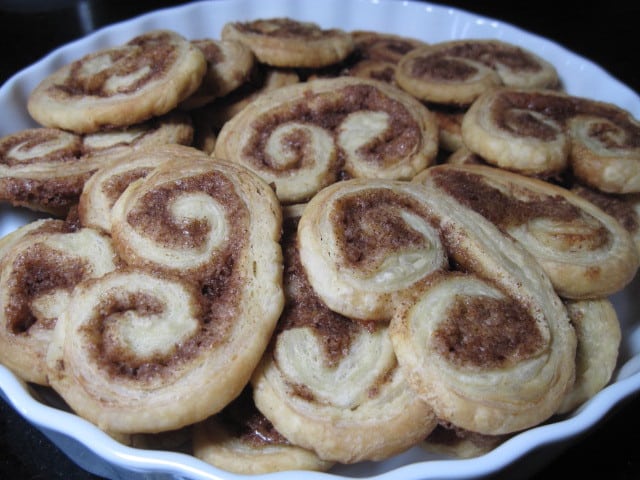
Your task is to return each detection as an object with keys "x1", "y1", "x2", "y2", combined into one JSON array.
[
  {"x1": 126, "y1": 170, "x2": 248, "y2": 251},
  {"x1": 59, "y1": 32, "x2": 179, "y2": 98},
  {"x1": 279, "y1": 214, "x2": 368, "y2": 367},
  {"x1": 331, "y1": 188, "x2": 434, "y2": 272},
  {"x1": 0, "y1": 129, "x2": 83, "y2": 166},
  {"x1": 1, "y1": 174, "x2": 93, "y2": 213},
  {"x1": 192, "y1": 39, "x2": 225, "y2": 64},
  {"x1": 243, "y1": 84, "x2": 419, "y2": 170},
  {"x1": 433, "y1": 293, "x2": 544, "y2": 368},
  {"x1": 102, "y1": 167, "x2": 153, "y2": 204},
  {"x1": 432, "y1": 169, "x2": 609, "y2": 243},
  {"x1": 5, "y1": 242, "x2": 87, "y2": 334},
  {"x1": 219, "y1": 387, "x2": 290, "y2": 446},
  {"x1": 81, "y1": 281, "x2": 220, "y2": 382}
]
